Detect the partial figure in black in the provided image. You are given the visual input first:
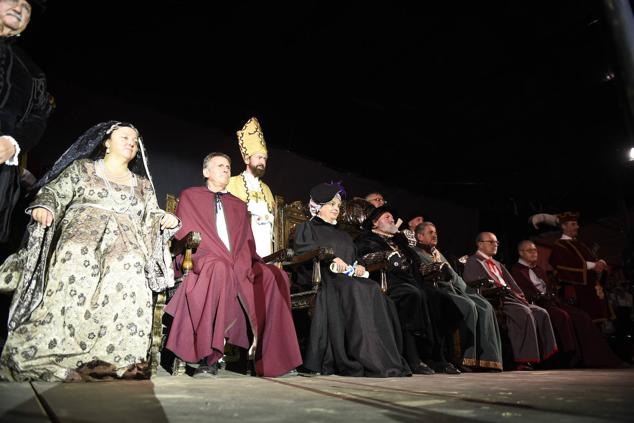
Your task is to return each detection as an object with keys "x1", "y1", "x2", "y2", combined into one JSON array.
[
  {"x1": 0, "y1": 0, "x2": 51, "y2": 354},
  {"x1": 293, "y1": 183, "x2": 411, "y2": 377},
  {"x1": 0, "y1": 0, "x2": 52, "y2": 246}
]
